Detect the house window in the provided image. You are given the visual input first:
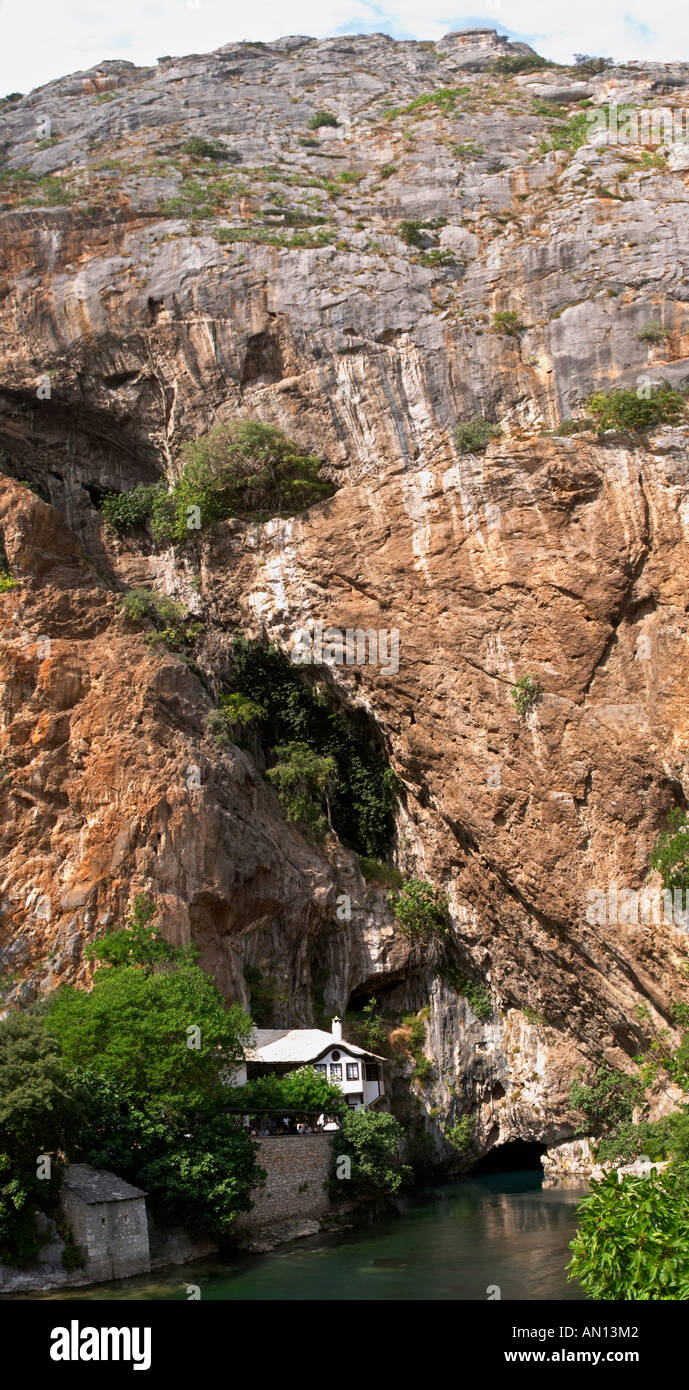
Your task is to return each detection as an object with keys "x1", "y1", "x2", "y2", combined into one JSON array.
[
  {"x1": 314, "y1": 1064, "x2": 327, "y2": 1075},
  {"x1": 365, "y1": 1063, "x2": 379, "y2": 1082},
  {"x1": 330, "y1": 1063, "x2": 342, "y2": 1080},
  {"x1": 346, "y1": 1063, "x2": 359, "y2": 1080}
]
